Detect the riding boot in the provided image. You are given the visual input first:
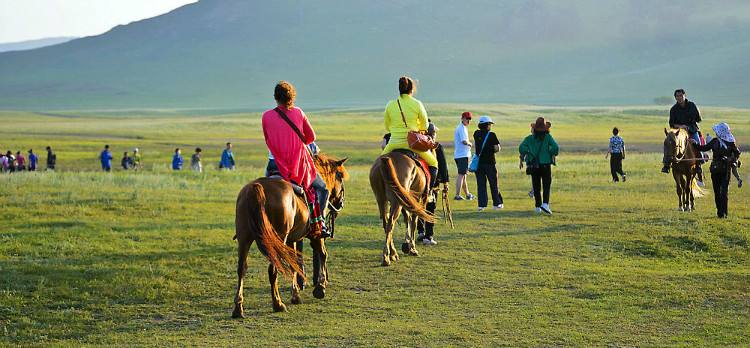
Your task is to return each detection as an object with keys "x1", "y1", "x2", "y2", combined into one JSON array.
[
  {"x1": 661, "y1": 163, "x2": 670, "y2": 174},
  {"x1": 428, "y1": 166, "x2": 438, "y2": 188}
]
